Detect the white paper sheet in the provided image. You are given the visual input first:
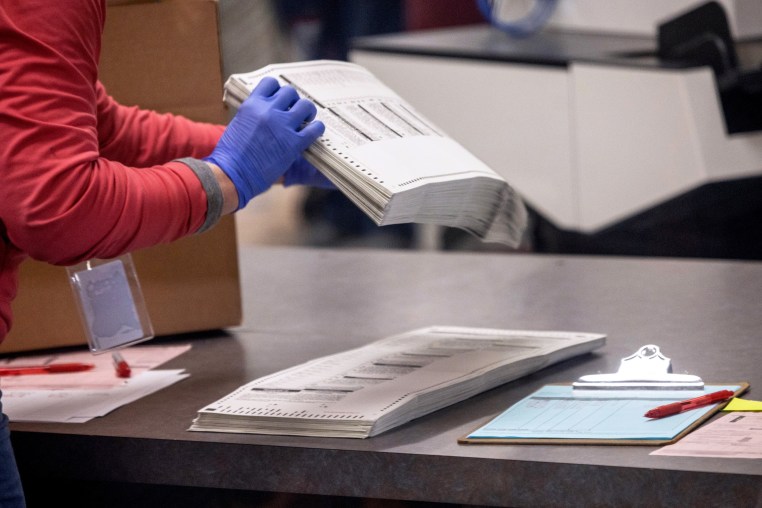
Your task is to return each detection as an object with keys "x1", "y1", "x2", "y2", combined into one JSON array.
[
  {"x1": 650, "y1": 412, "x2": 762, "y2": 459},
  {"x1": 0, "y1": 344, "x2": 192, "y2": 423},
  {"x1": 223, "y1": 60, "x2": 528, "y2": 246},
  {"x1": 0, "y1": 344, "x2": 191, "y2": 389},
  {"x1": 190, "y1": 326, "x2": 605, "y2": 438},
  {"x1": 2, "y1": 370, "x2": 188, "y2": 423}
]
